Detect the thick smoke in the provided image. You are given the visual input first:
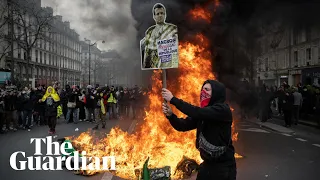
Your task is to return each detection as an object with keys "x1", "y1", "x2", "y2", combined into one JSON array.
[
  {"x1": 42, "y1": 0, "x2": 138, "y2": 59},
  {"x1": 130, "y1": 0, "x2": 320, "y2": 112},
  {"x1": 41, "y1": 0, "x2": 147, "y2": 86}
]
